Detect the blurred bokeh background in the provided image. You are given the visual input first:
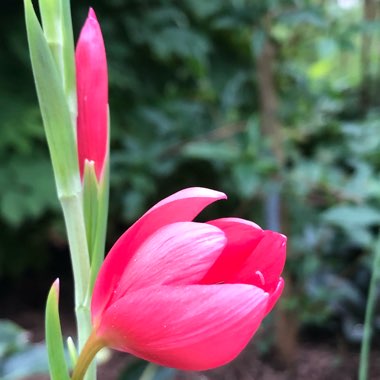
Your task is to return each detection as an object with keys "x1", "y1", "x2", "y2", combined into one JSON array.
[{"x1": 1, "y1": 0, "x2": 380, "y2": 379}]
